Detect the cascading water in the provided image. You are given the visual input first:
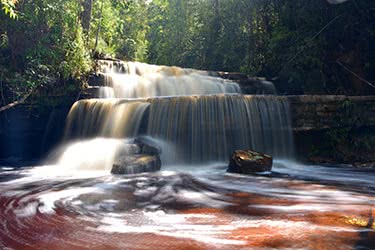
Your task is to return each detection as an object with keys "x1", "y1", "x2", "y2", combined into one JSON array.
[
  {"x1": 98, "y1": 86, "x2": 115, "y2": 98},
  {"x1": 64, "y1": 99, "x2": 150, "y2": 139},
  {"x1": 62, "y1": 59, "x2": 294, "y2": 166},
  {"x1": 146, "y1": 95, "x2": 294, "y2": 162},
  {"x1": 64, "y1": 95, "x2": 294, "y2": 164},
  {"x1": 98, "y1": 60, "x2": 241, "y2": 98},
  {"x1": 2, "y1": 61, "x2": 373, "y2": 250}
]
